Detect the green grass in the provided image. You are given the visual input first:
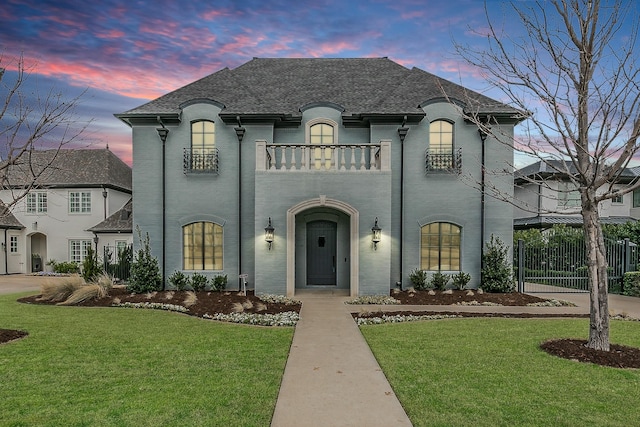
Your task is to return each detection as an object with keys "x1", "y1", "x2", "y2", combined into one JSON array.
[
  {"x1": 0, "y1": 293, "x2": 294, "y2": 426},
  {"x1": 361, "y1": 318, "x2": 640, "y2": 427}
]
